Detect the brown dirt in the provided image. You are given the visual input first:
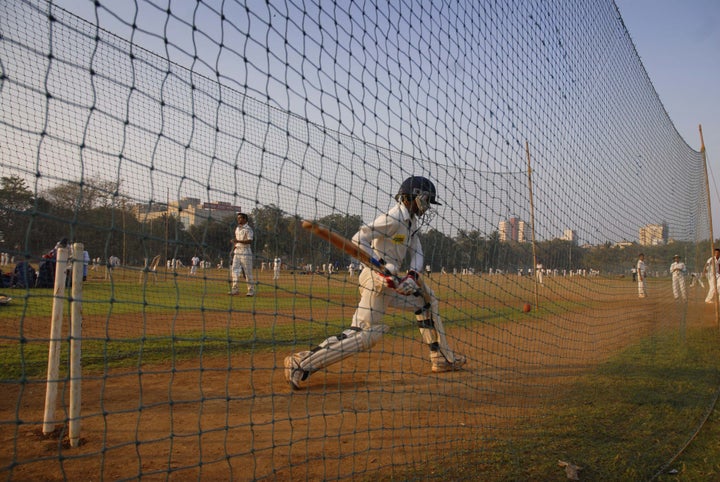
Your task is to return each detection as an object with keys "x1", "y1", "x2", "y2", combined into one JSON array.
[{"x1": 0, "y1": 273, "x2": 712, "y2": 481}]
